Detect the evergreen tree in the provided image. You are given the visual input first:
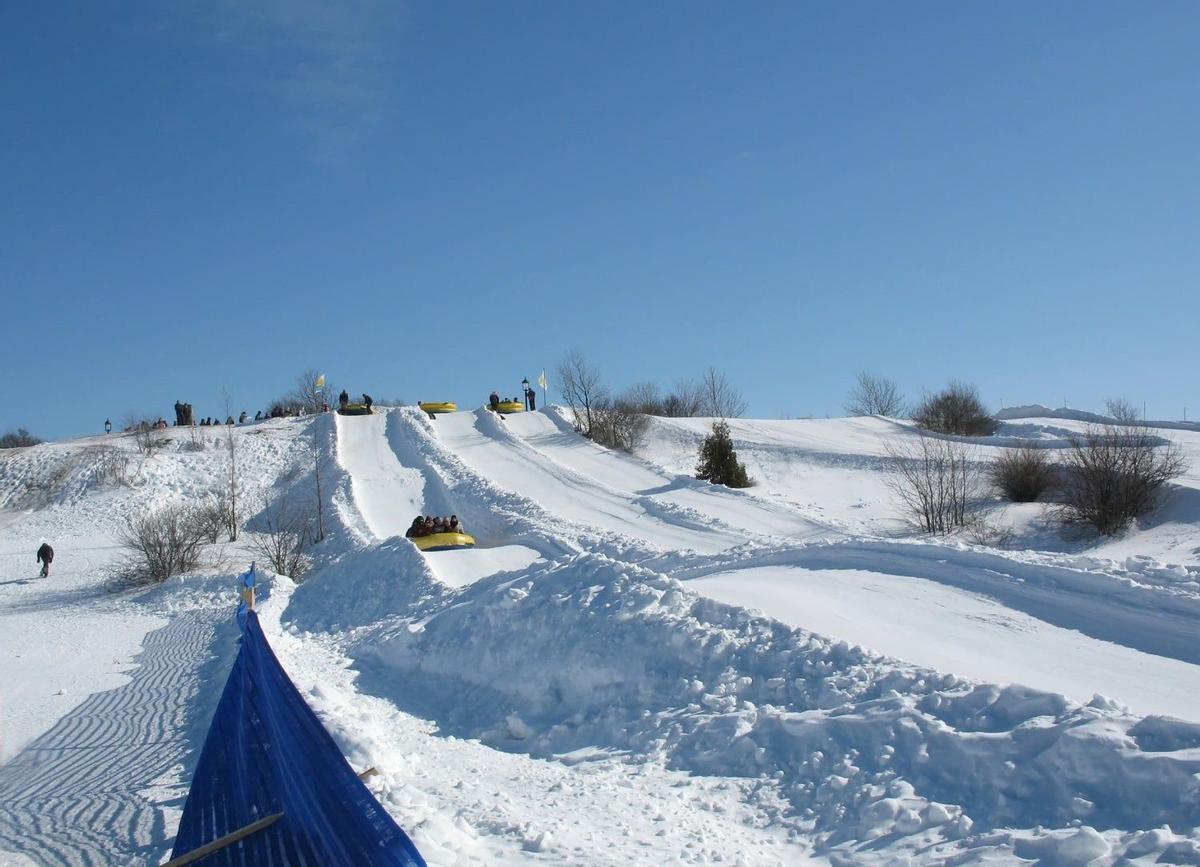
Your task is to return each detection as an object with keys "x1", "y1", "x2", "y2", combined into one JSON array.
[{"x1": 696, "y1": 420, "x2": 751, "y2": 488}]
